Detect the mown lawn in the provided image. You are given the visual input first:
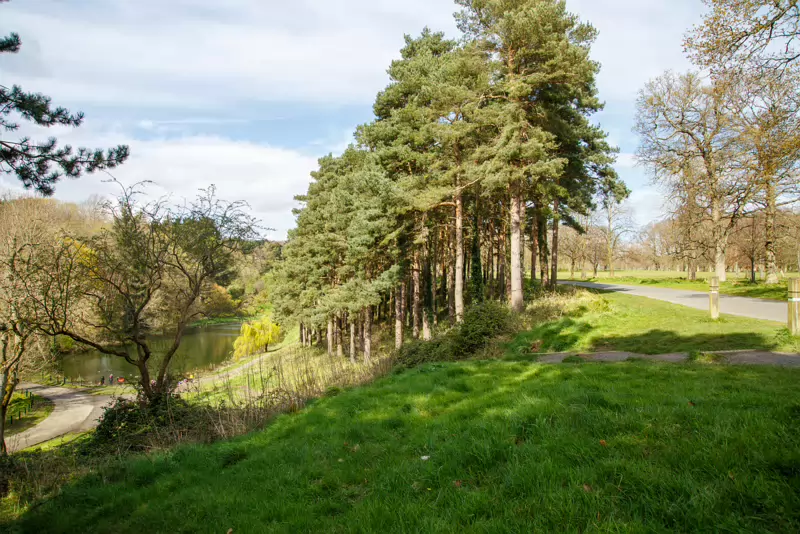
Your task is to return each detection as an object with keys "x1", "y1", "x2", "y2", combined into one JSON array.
[
  {"x1": 7, "y1": 360, "x2": 800, "y2": 533},
  {"x1": 566, "y1": 270, "x2": 797, "y2": 301},
  {"x1": 508, "y1": 290, "x2": 800, "y2": 356}
]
